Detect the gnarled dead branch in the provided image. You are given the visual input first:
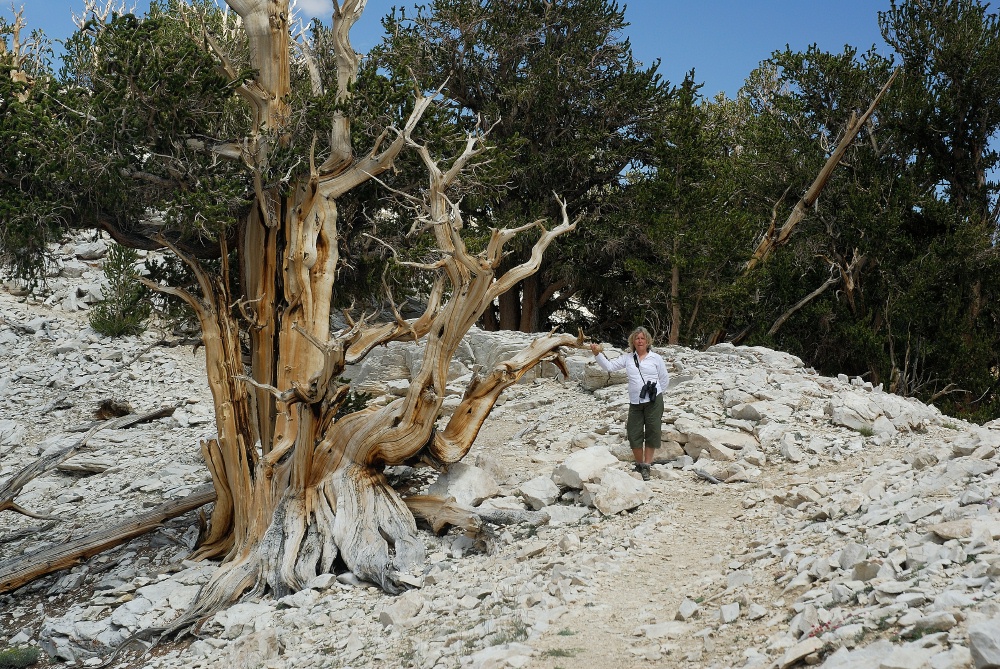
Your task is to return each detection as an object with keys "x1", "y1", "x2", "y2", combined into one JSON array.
[
  {"x1": 0, "y1": 485, "x2": 215, "y2": 594},
  {"x1": 0, "y1": 405, "x2": 178, "y2": 519}
]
